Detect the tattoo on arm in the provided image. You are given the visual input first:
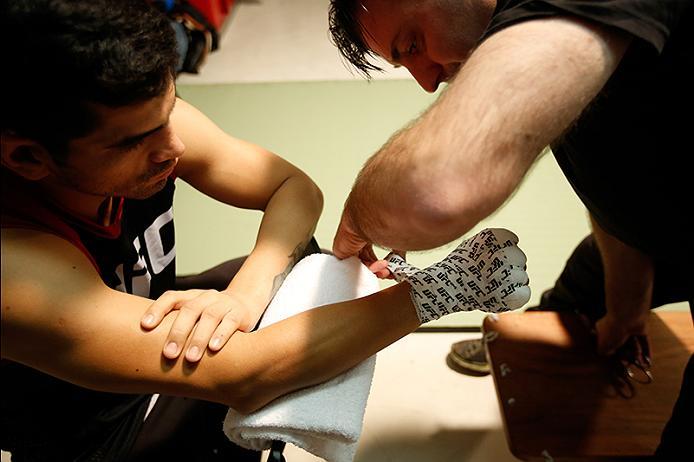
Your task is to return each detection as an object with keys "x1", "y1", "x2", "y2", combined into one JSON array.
[{"x1": 269, "y1": 238, "x2": 310, "y2": 300}]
